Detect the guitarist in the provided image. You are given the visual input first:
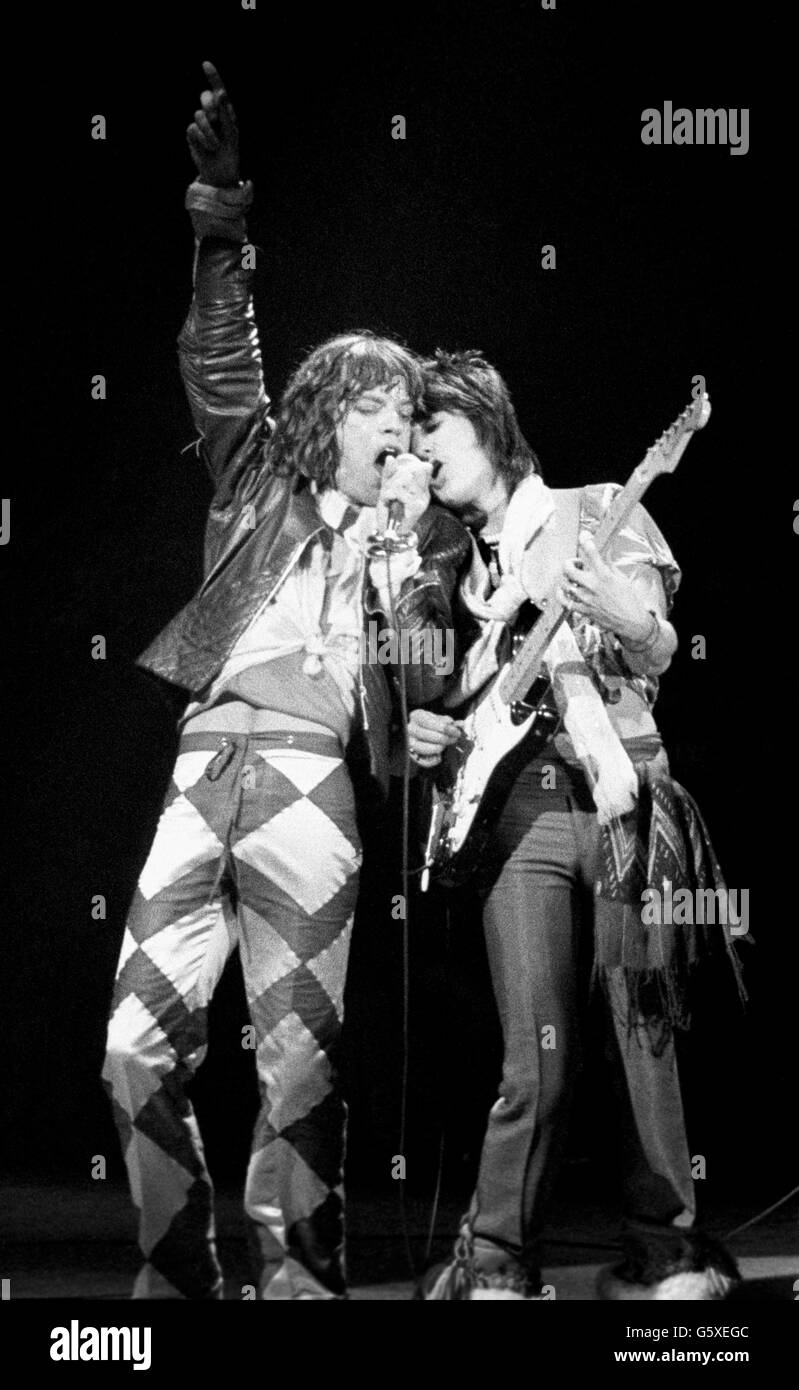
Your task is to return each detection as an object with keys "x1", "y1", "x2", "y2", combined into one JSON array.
[{"x1": 408, "y1": 350, "x2": 742, "y2": 1301}]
